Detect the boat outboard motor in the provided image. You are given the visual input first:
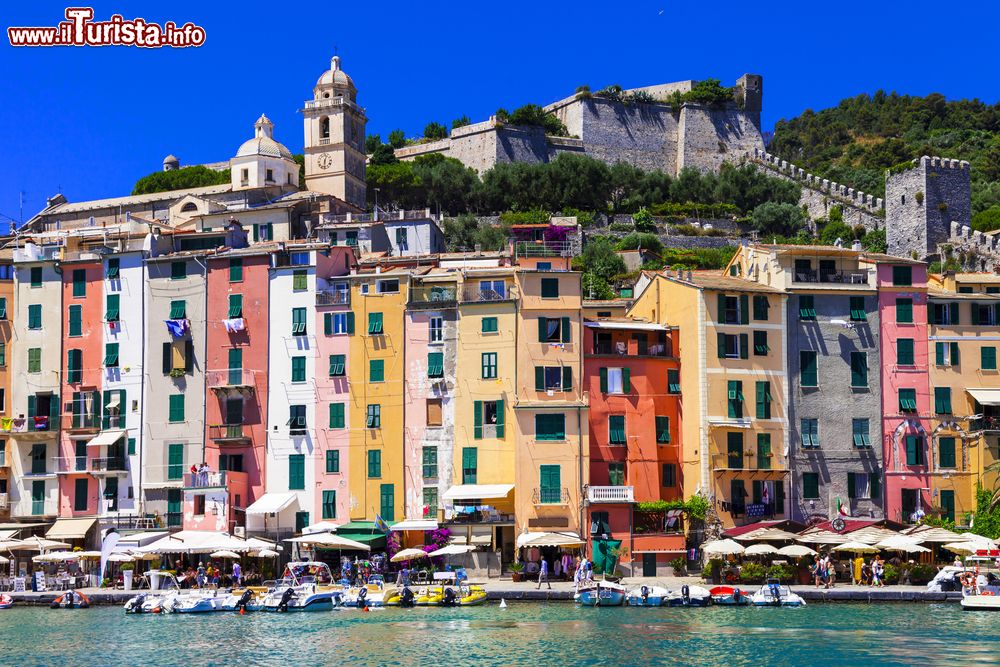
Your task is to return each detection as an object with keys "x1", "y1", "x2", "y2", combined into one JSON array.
[
  {"x1": 641, "y1": 585, "x2": 650, "y2": 604},
  {"x1": 768, "y1": 581, "x2": 782, "y2": 606},
  {"x1": 235, "y1": 589, "x2": 254, "y2": 611},
  {"x1": 400, "y1": 587, "x2": 415, "y2": 608},
  {"x1": 442, "y1": 587, "x2": 457, "y2": 607},
  {"x1": 277, "y1": 587, "x2": 297, "y2": 612},
  {"x1": 732, "y1": 588, "x2": 742, "y2": 604},
  {"x1": 681, "y1": 584, "x2": 690, "y2": 605},
  {"x1": 357, "y1": 586, "x2": 368, "y2": 608},
  {"x1": 125, "y1": 594, "x2": 146, "y2": 613}
]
